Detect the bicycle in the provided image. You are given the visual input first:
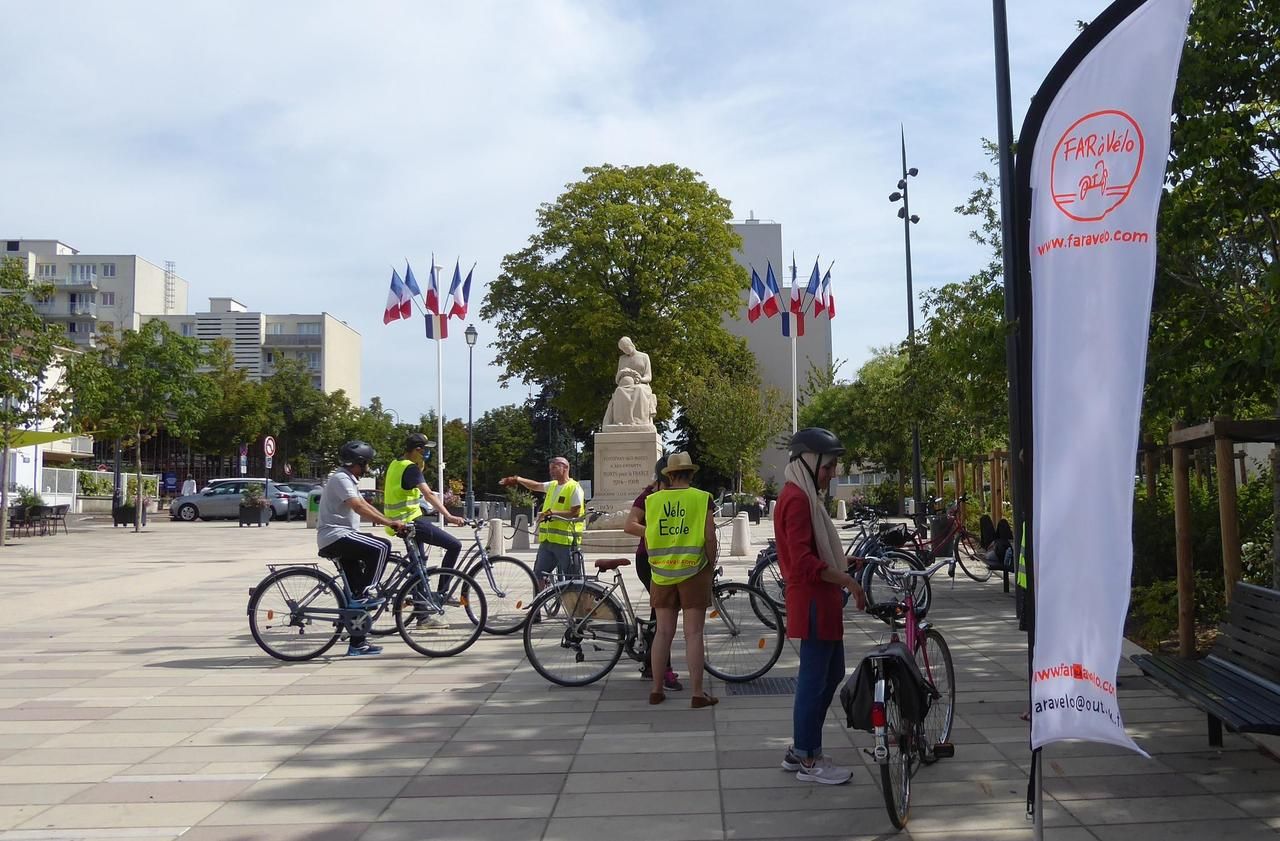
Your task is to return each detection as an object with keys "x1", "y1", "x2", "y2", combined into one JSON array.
[
  {"x1": 900, "y1": 495, "x2": 990, "y2": 582},
  {"x1": 365, "y1": 518, "x2": 536, "y2": 636},
  {"x1": 522, "y1": 559, "x2": 784, "y2": 687},
  {"x1": 247, "y1": 532, "x2": 488, "y2": 661},
  {"x1": 857, "y1": 554, "x2": 957, "y2": 829}
]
